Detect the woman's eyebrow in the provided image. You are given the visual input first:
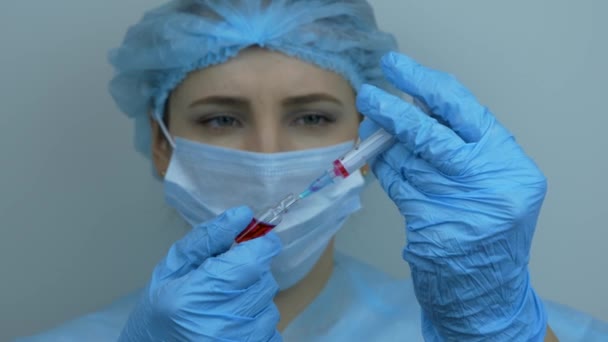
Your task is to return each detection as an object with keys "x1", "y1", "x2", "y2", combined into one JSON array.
[
  {"x1": 188, "y1": 93, "x2": 343, "y2": 108},
  {"x1": 189, "y1": 96, "x2": 249, "y2": 108},
  {"x1": 282, "y1": 93, "x2": 343, "y2": 107}
]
